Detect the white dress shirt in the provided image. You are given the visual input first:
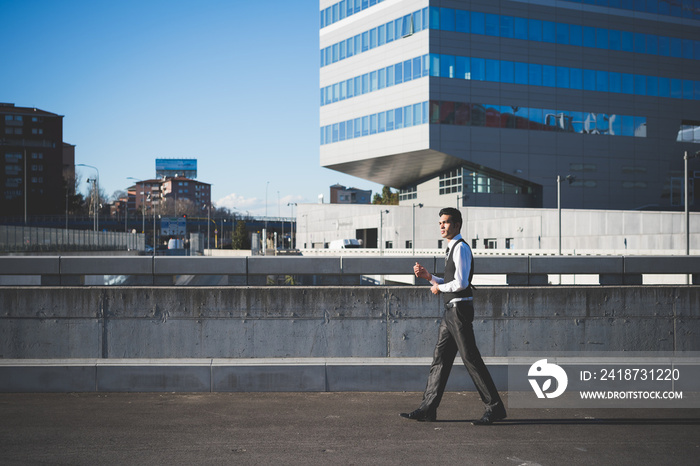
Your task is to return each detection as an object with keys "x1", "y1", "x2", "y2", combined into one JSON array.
[{"x1": 430, "y1": 234, "x2": 472, "y2": 298}]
